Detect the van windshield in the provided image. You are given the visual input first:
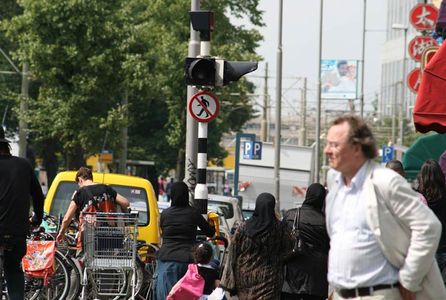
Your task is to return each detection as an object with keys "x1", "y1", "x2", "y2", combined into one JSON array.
[{"x1": 49, "y1": 182, "x2": 149, "y2": 225}]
